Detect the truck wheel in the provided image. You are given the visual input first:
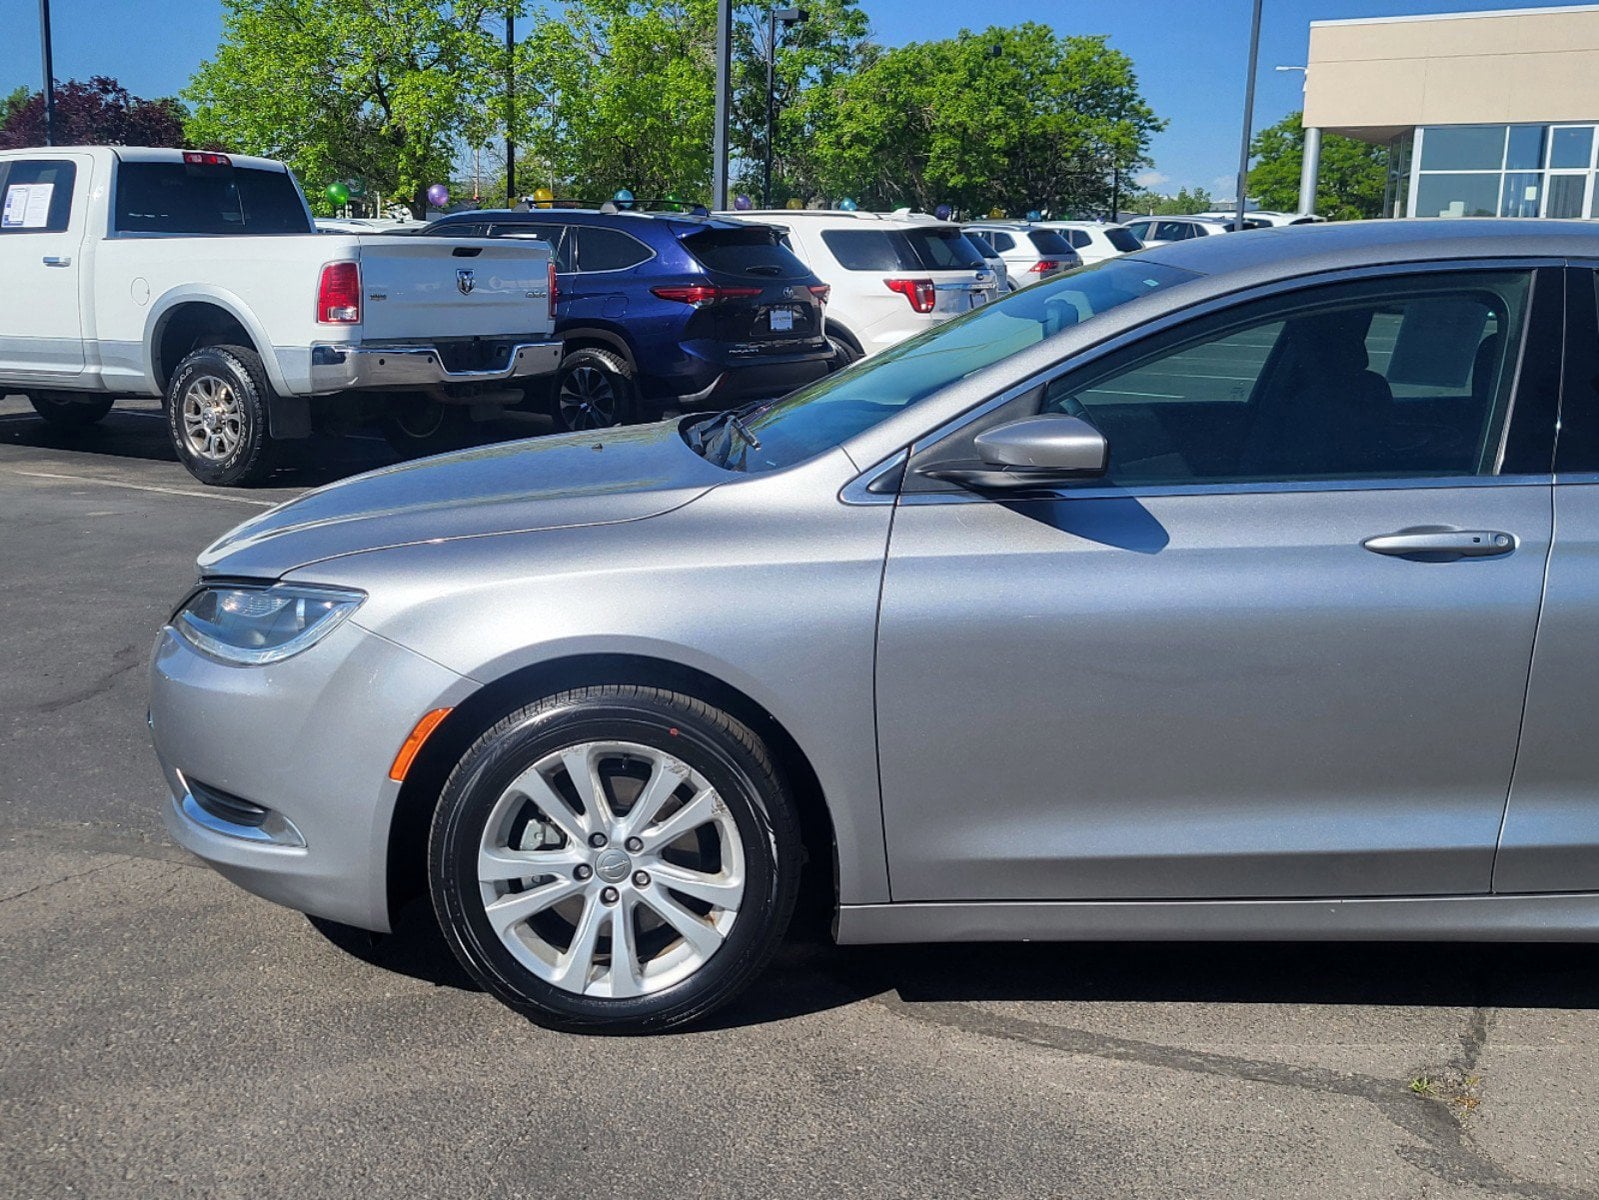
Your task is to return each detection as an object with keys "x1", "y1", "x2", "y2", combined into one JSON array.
[
  {"x1": 380, "y1": 397, "x2": 474, "y2": 458},
  {"x1": 551, "y1": 348, "x2": 634, "y2": 432},
  {"x1": 166, "y1": 345, "x2": 276, "y2": 486},
  {"x1": 29, "y1": 394, "x2": 115, "y2": 428}
]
